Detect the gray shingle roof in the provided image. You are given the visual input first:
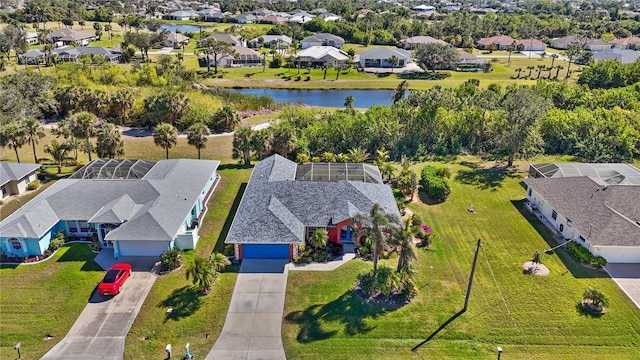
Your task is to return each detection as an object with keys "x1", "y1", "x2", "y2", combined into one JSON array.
[
  {"x1": 359, "y1": 47, "x2": 412, "y2": 61},
  {"x1": 0, "y1": 162, "x2": 40, "y2": 187},
  {"x1": 225, "y1": 155, "x2": 400, "y2": 244},
  {"x1": 0, "y1": 159, "x2": 220, "y2": 242},
  {"x1": 301, "y1": 33, "x2": 344, "y2": 44},
  {"x1": 524, "y1": 176, "x2": 640, "y2": 247}
]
